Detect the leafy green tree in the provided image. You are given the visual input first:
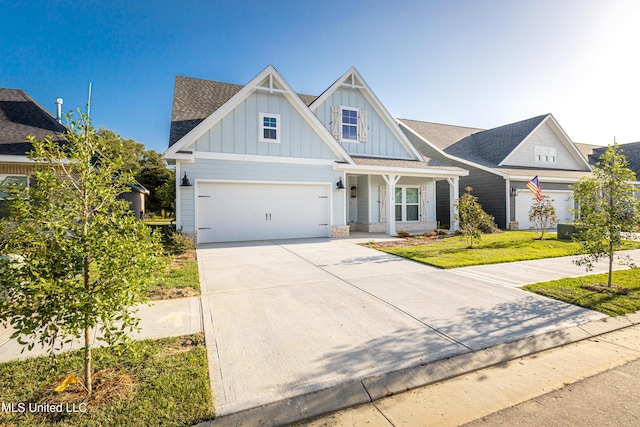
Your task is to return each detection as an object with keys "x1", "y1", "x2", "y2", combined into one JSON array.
[
  {"x1": 455, "y1": 187, "x2": 493, "y2": 249},
  {"x1": 97, "y1": 128, "x2": 146, "y2": 174},
  {"x1": 572, "y1": 144, "x2": 640, "y2": 287},
  {"x1": 529, "y1": 195, "x2": 557, "y2": 240},
  {"x1": 0, "y1": 111, "x2": 165, "y2": 397},
  {"x1": 137, "y1": 149, "x2": 175, "y2": 216}
]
